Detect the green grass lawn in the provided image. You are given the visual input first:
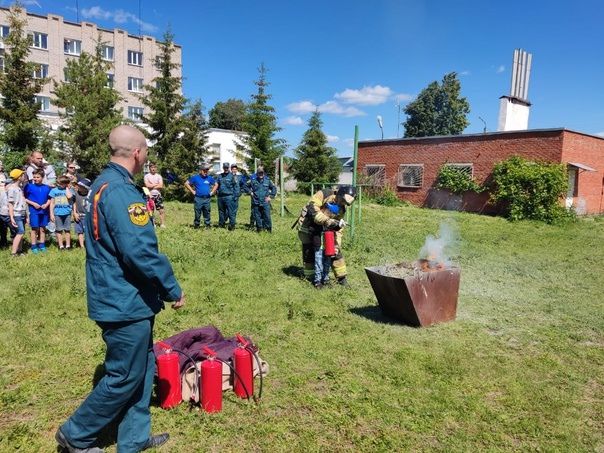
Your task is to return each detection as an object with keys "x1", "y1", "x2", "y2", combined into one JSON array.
[{"x1": 0, "y1": 194, "x2": 602, "y2": 452}]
